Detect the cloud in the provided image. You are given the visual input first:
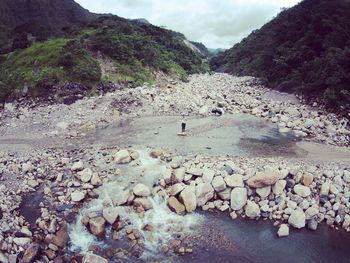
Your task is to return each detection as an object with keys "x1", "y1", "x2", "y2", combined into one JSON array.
[{"x1": 75, "y1": 0, "x2": 301, "y2": 49}]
